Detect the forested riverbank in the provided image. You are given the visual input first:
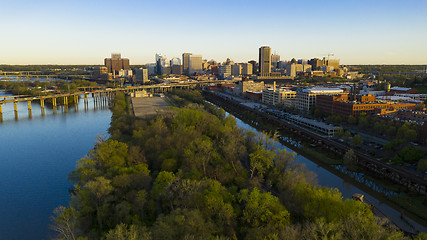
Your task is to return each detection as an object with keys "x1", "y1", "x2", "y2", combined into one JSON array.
[{"x1": 52, "y1": 90, "x2": 426, "y2": 239}]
